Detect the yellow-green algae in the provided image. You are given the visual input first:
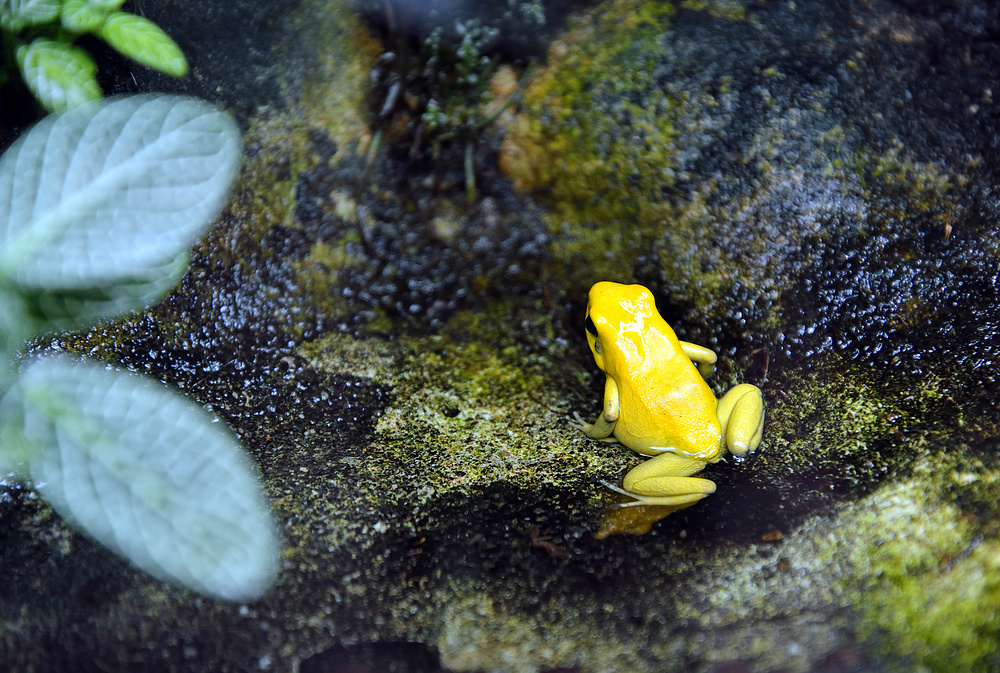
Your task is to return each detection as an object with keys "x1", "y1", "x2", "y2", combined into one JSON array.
[
  {"x1": 282, "y1": 0, "x2": 381, "y2": 156},
  {"x1": 679, "y1": 0, "x2": 746, "y2": 21},
  {"x1": 298, "y1": 300, "x2": 618, "y2": 502},
  {"x1": 866, "y1": 140, "x2": 961, "y2": 213},
  {"x1": 242, "y1": 0, "x2": 379, "y2": 199},
  {"x1": 293, "y1": 188, "x2": 392, "y2": 329},
  {"x1": 853, "y1": 456, "x2": 1000, "y2": 673},
  {"x1": 761, "y1": 352, "x2": 902, "y2": 484}
]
